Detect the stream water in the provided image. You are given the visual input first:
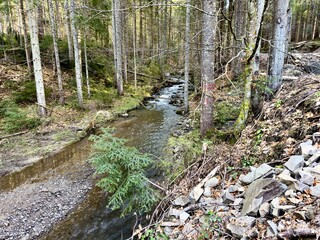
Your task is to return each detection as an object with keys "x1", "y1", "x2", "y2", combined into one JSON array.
[{"x1": 44, "y1": 79, "x2": 184, "y2": 240}]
